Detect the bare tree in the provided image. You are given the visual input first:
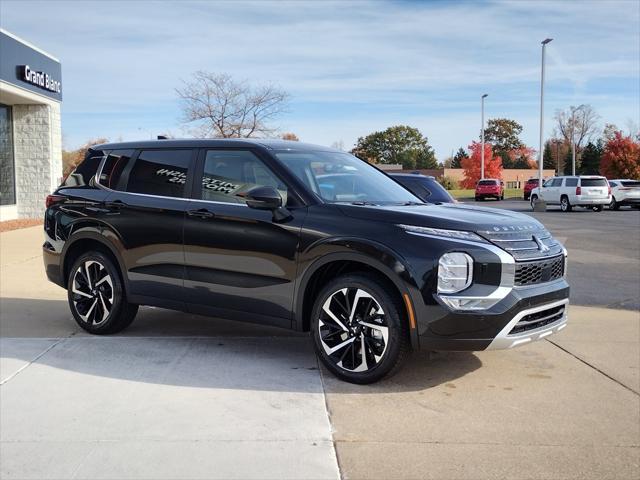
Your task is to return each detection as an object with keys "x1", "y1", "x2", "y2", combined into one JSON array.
[
  {"x1": 176, "y1": 72, "x2": 289, "y2": 138},
  {"x1": 554, "y1": 104, "x2": 600, "y2": 175}
]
